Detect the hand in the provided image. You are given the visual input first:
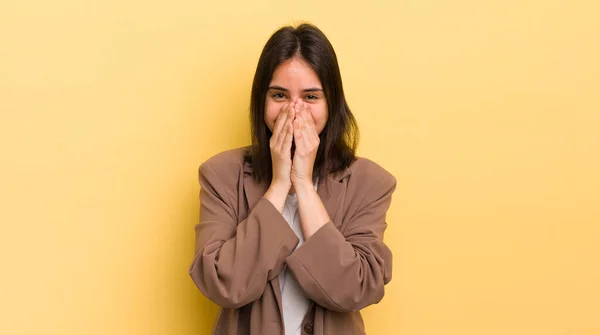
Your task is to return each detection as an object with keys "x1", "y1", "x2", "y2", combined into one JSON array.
[
  {"x1": 291, "y1": 99, "x2": 320, "y2": 187},
  {"x1": 269, "y1": 102, "x2": 295, "y2": 191}
]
